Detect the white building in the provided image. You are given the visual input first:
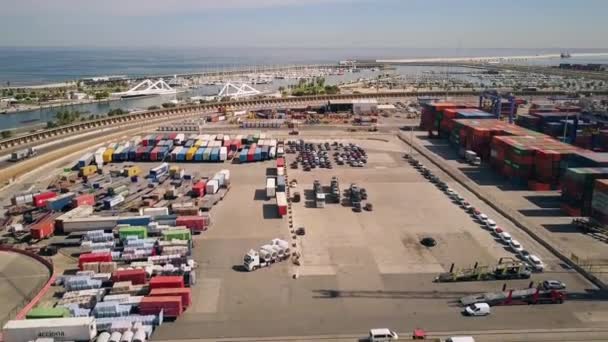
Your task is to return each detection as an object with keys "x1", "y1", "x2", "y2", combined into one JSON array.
[{"x1": 352, "y1": 99, "x2": 378, "y2": 115}]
